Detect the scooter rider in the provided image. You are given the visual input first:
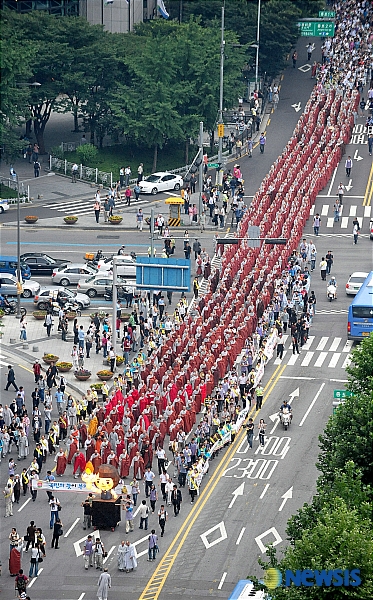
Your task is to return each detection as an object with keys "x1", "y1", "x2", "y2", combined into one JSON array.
[
  {"x1": 279, "y1": 399, "x2": 292, "y2": 420},
  {"x1": 0, "y1": 294, "x2": 11, "y2": 309},
  {"x1": 327, "y1": 276, "x2": 337, "y2": 298}
]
